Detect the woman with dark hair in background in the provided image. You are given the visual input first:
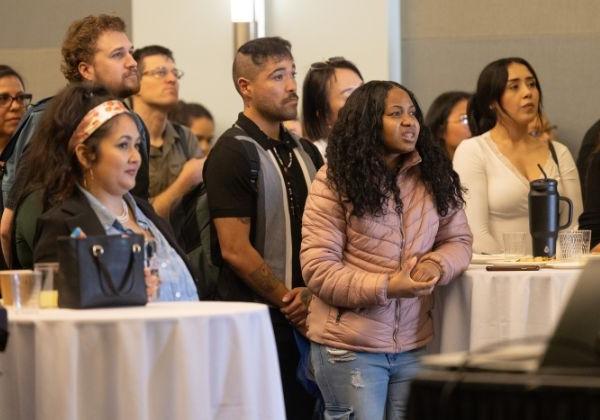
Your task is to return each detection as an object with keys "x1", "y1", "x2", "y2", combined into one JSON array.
[
  {"x1": 169, "y1": 100, "x2": 215, "y2": 156},
  {"x1": 453, "y1": 57, "x2": 582, "y2": 254},
  {"x1": 0, "y1": 65, "x2": 32, "y2": 268},
  {"x1": 301, "y1": 81, "x2": 472, "y2": 419},
  {"x1": 424, "y1": 91, "x2": 471, "y2": 159},
  {"x1": 301, "y1": 56, "x2": 363, "y2": 161},
  {"x1": 578, "y1": 138, "x2": 600, "y2": 250},
  {"x1": 576, "y1": 120, "x2": 600, "y2": 198},
  {"x1": 0, "y1": 65, "x2": 32, "y2": 154},
  {"x1": 13, "y1": 83, "x2": 198, "y2": 302}
]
